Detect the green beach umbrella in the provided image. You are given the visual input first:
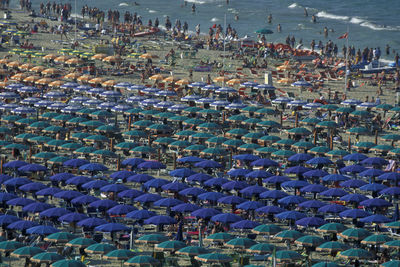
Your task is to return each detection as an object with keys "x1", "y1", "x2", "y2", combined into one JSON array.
[
  {"x1": 51, "y1": 259, "x2": 86, "y2": 267},
  {"x1": 85, "y1": 243, "x2": 117, "y2": 254},
  {"x1": 11, "y1": 246, "x2": 44, "y2": 258},
  {"x1": 0, "y1": 141, "x2": 11, "y2": 147},
  {"x1": 29, "y1": 136, "x2": 53, "y2": 143},
  {"x1": 198, "y1": 122, "x2": 220, "y2": 130},
  {"x1": 176, "y1": 246, "x2": 209, "y2": 256},
  {"x1": 339, "y1": 248, "x2": 372, "y2": 259},
  {"x1": 46, "y1": 139, "x2": 68, "y2": 147},
  {"x1": 80, "y1": 120, "x2": 105, "y2": 128},
  {"x1": 201, "y1": 147, "x2": 227, "y2": 156},
  {"x1": 123, "y1": 130, "x2": 147, "y2": 138},
  {"x1": 91, "y1": 110, "x2": 113, "y2": 118},
  {"x1": 287, "y1": 127, "x2": 312, "y2": 136},
  {"x1": 74, "y1": 147, "x2": 97, "y2": 154},
  {"x1": 311, "y1": 262, "x2": 340, "y2": 267},
  {"x1": 300, "y1": 117, "x2": 321, "y2": 125},
  {"x1": 325, "y1": 149, "x2": 349, "y2": 157},
  {"x1": 15, "y1": 118, "x2": 37, "y2": 126},
  {"x1": 255, "y1": 28, "x2": 273, "y2": 34},
  {"x1": 67, "y1": 117, "x2": 88, "y2": 125},
  {"x1": 292, "y1": 141, "x2": 315, "y2": 149},
  {"x1": 104, "y1": 249, "x2": 136, "y2": 260},
  {"x1": 52, "y1": 114, "x2": 74, "y2": 122},
  {"x1": 381, "y1": 261, "x2": 400, "y2": 267},
  {"x1": 136, "y1": 234, "x2": 168, "y2": 244},
  {"x1": 259, "y1": 135, "x2": 281, "y2": 143},
  {"x1": 275, "y1": 230, "x2": 304, "y2": 241},
  {"x1": 183, "y1": 118, "x2": 205, "y2": 126},
  {"x1": 60, "y1": 142, "x2": 83, "y2": 151},
  {"x1": 84, "y1": 134, "x2": 109, "y2": 142},
  {"x1": 316, "y1": 121, "x2": 338, "y2": 128},
  {"x1": 255, "y1": 147, "x2": 279, "y2": 155},
  {"x1": 31, "y1": 252, "x2": 64, "y2": 263},
  {"x1": 195, "y1": 253, "x2": 232, "y2": 263},
  {"x1": 168, "y1": 140, "x2": 191, "y2": 148},
  {"x1": 91, "y1": 149, "x2": 117, "y2": 158},
  {"x1": 0, "y1": 126, "x2": 11, "y2": 134},
  {"x1": 384, "y1": 221, "x2": 400, "y2": 229},
  {"x1": 48, "y1": 156, "x2": 70, "y2": 164},
  {"x1": 132, "y1": 120, "x2": 154, "y2": 128},
  {"x1": 255, "y1": 108, "x2": 276, "y2": 115},
  {"x1": 226, "y1": 238, "x2": 257, "y2": 249},
  {"x1": 44, "y1": 232, "x2": 77, "y2": 243},
  {"x1": 353, "y1": 142, "x2": 376, "y2": 149},
  {"x1": 66, "y1": 238, "x2": 97, "y2": 248},
  {"x1": 222, "y1": 139, "x2": 245, "y2": 148},
  {"x1": 242, "y1": 132, "x2": 264, "y2": 141},
  {"x1": 350, "y1": 110, "x2": 371, "y2": 117},
  {"x1": 382, "y1": 134, "x2": 400, "y2": 141},
  {"x1": 2, "y1": 115, "x2": 22, "y2": 122},
  {"x1": 370, "y1": 144, "x2": 394, "y2": 152},
  {"x1": 153, "y1": 137, "x2": 176, "y2": 145},
  {"x1": 272, "y1": 149, "x2": 296, "y2": 158},
  {"x1": 192, "y1": 132, "x2": 215, "y2": 140},
  {"x1": 336, "y1": 107, "x2": 354, "y2": 114},
  {"x1": 382, "y1": 240, "x2": 400, "y2": 249},
  {"x1": 131, "y1": 146, "x2": 156, "y2": 154},
  {"x1": 175, "y1": 130, "x2": 196, "y2": 137},
  {"x1": 155, "y1": 240, "x2": 186, "y2": 252},
  {"x1": 197, "y1": 109, "x2": 220, "y2": 115},
  {"x1": 227, "y1": 114, "x2": 249, "y2": 122},
  {"x1": 239, "y1": 143, "x2": 261, "y2": 151},
  {"x1": 206, "y1": 136, "x2": 228, "y2": 145},
  {"x1": 339, "y1": 228, "x2": 371, "y2": 240},
  {"x1": 0, "y1": 241, "x2": 24, "y2": 252},
  {"x1": 115, "y1": 142, "x2": 138, "y2": 150},
  {"x1": 257, "y1": 120, "x2": 281, "y2": 127},
  {"x1": 205, "y1": 233, "x2": 234, "y2": 242},
  {"x1": 309, "y1": 146, "x2": 330, "y2": 154},
  {"x1": 390, "y1": 107, "x2": 400, "y2": 112},
  {"x1": 40, "y1": 112, "x2": 59, "y2": 119},
  {"x1": 252, "y1": 224, "x2": 282, "y2": 235},
  {"x1": 76, "y1": 108, "x2": 96, "y2": 115},
  {"x1": 183, "y1": 107, "x2": 202, "y2": 113},
  {"x1": 15, "y1": 132, "x2": 37, "y2": 141},
  {"x1": 139, "y1": 110, "x2": 160, "y2": 116},
  {"x1": 389, "y1": 148, "x2": 400, "y2": 156},
  {"x1": 153, "y1": 112, "x2": 175, "y2": 119},
  {"x1": 274, "y1": 139, "x2": 296, "y2": 146},
  {"x1": 32, "y1": 152, "x2": 57, "y2": 159},
  {"x1": 124, "y1": 255, "x2": 159, "y2": 266},
  {"x1": 269, "y1": 250, "x2": 302, "y2": 262},
  {"x1": 361, "y1": 234, "x2": 392, "y2": 245},
  {"x1": 184, "y1": 144, "x2": 207, "y2": 152},
  {"x1": 43, "y1": 125, "x2": 67, "y2": 133},
  {"x1": 375, "y1": 104, "x2": 394, "y2": 111},
  {"x1": 169, "y1": 115, "x2": 189, "y2": 122},
  {"x1": 241, "y1": 106, "x2": 259, "y2": 113},
  {"x1": 4, "y1": 143, "x2": 28, "y2": 150},
  {"x1": 317, "y1": 222, "x2": 347, "y2": 233},
  {"x1": 226, "y1": 128, "x2": 249, "y2": 137},
  {"x1": 319, "y1": 104, "x2": 339, "y2": 111},
  {"x1": 316, "y1": 241, "x2": 350, "y2": 252},
  {"x1": 95, "y1": 125, "x2": 120, "y2": 133},
  {"x1": 295, "y1": 235, "x2": 324, "y2": 247},
  {"x1": 247, "y1": 243, "x2": 275, "y2": 254}
]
